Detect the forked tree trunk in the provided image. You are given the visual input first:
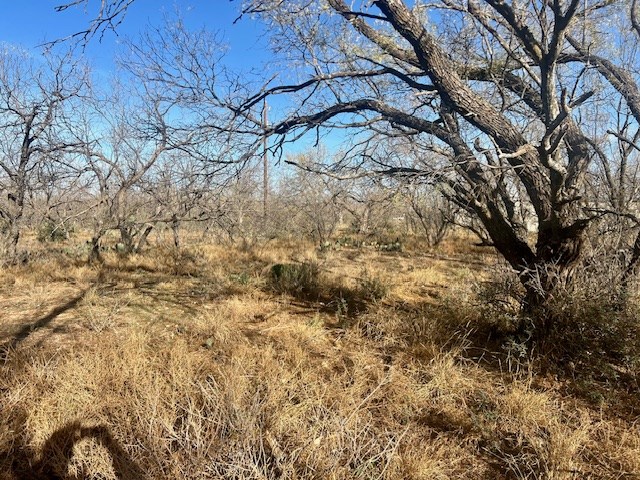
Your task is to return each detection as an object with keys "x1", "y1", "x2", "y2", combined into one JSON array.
[
  {"x1": 118, "y1": 226, "x2": 135, "y2": 254},
  {"x1": 3, "y1": 221, "x2": 21, "y2": 264},
  {"x1": 136, "y1": 225, "x2": 154, "y2": 253},
  {"x1": 2, "y1": 184, "x2": 26, "y2": 265}
]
